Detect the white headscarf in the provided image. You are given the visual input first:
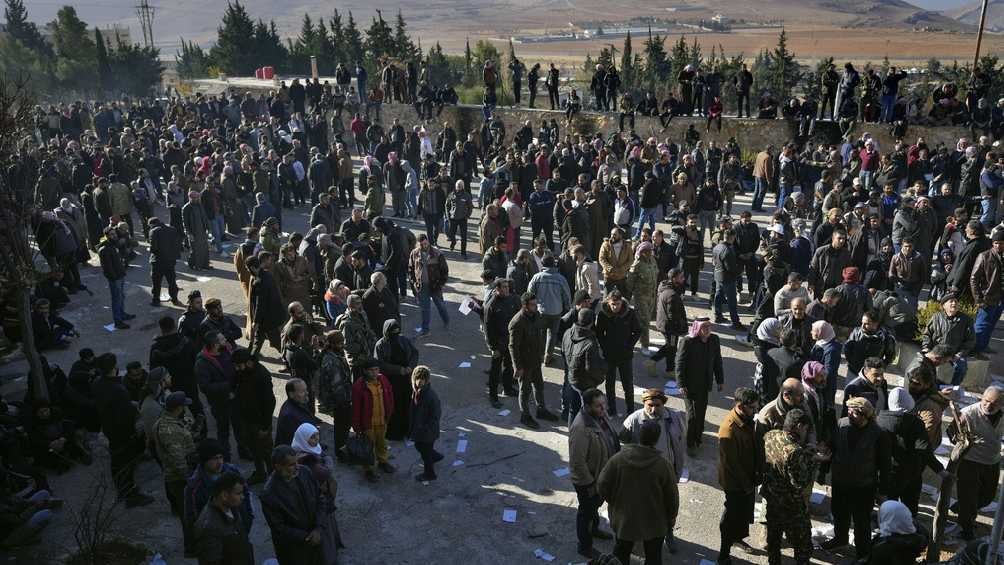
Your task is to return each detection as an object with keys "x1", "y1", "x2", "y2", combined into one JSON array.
[
  {"x1": 878, "y1": 500, "x2": 916, "y2": 537},
  {"x1": 291, "y1": 423, "x2": 322, "y2": 455}
]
